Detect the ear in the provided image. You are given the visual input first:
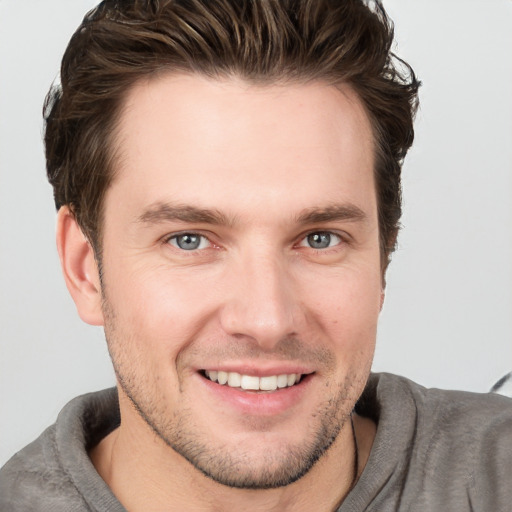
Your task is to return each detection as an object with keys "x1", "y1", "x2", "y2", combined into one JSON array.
[
  {"x1": 56, "y1": 206, "x2": 104, "y2": 326},
  {"x1": 380, "y1": 289, "x2": 385, "y2": 312}
]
